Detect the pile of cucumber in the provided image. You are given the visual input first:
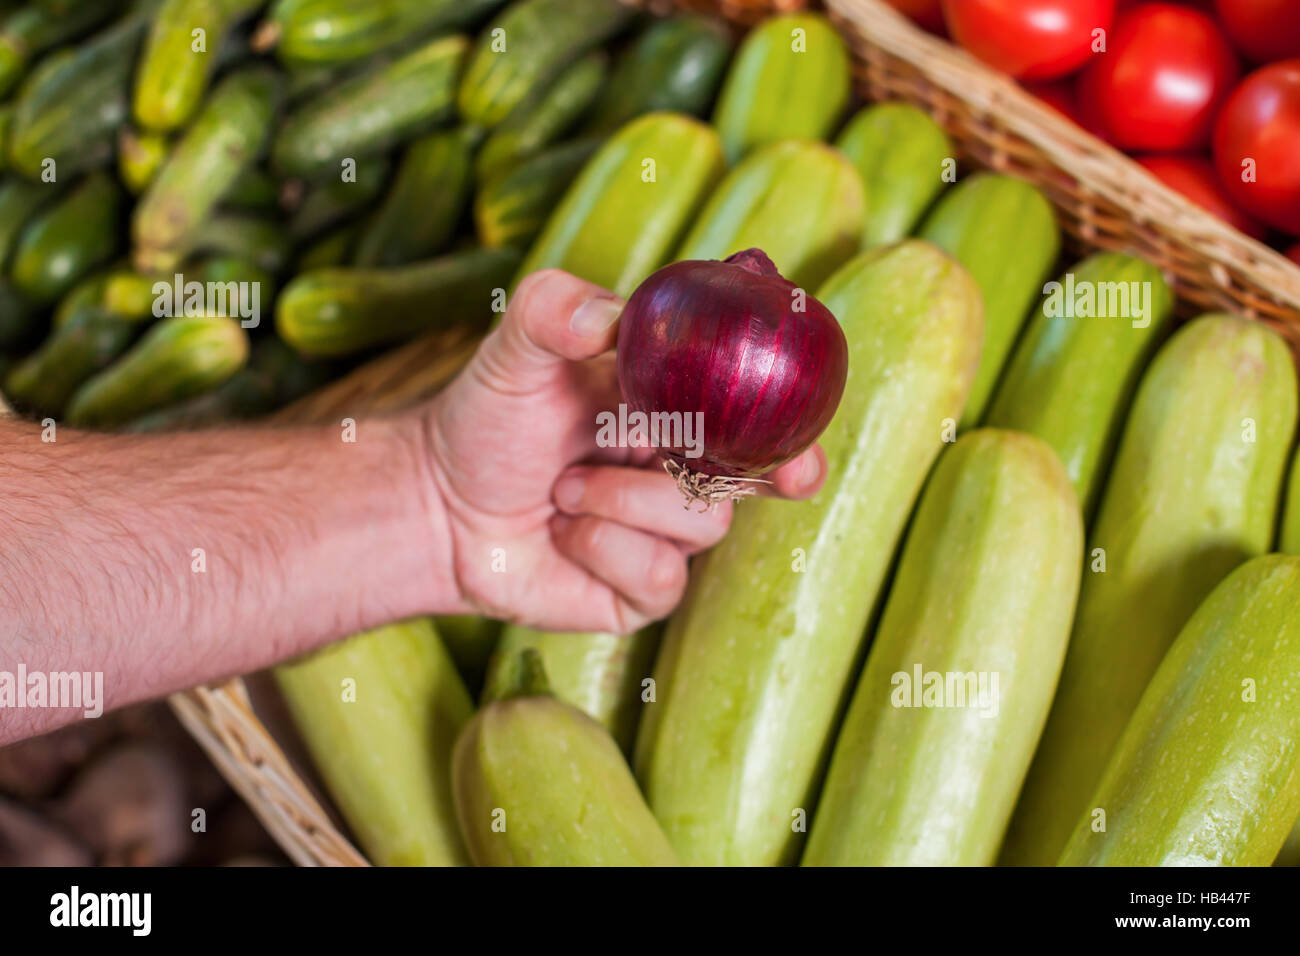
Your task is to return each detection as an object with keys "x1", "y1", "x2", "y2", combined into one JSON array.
[{"x1": 0, "y1": 0, "x2": 735, "y2": 426}]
